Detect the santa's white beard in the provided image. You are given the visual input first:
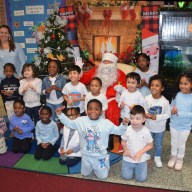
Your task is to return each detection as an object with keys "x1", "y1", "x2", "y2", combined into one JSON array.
[{"x1": 96, "y1": 62, "x2": 118, "y2": 90}]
